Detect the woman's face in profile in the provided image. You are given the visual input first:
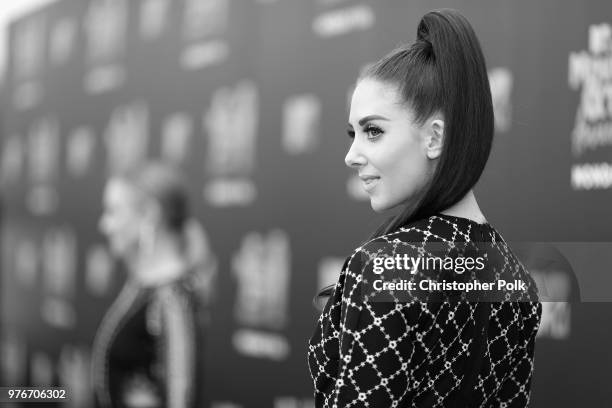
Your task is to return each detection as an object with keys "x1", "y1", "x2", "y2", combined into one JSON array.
[
  {"x1": 346, "y1": 79, "x2": 436, "y2": 212},
  {"x1": 99, "y1": 179, "x2": 142, "y2": 258}
]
